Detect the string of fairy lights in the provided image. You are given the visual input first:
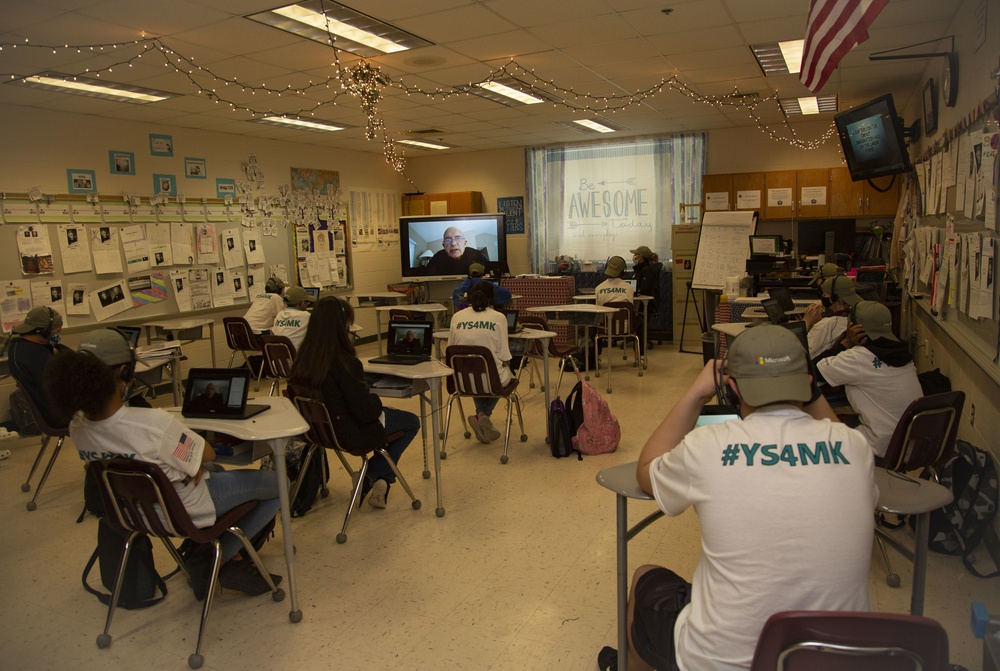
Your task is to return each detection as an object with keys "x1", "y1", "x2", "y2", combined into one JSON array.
[{"x1": 0, "y1": 31, "x2": 836, "y2": 175}]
